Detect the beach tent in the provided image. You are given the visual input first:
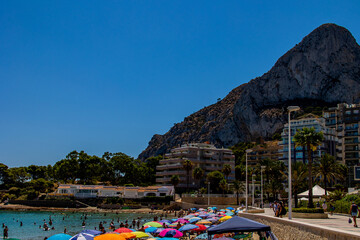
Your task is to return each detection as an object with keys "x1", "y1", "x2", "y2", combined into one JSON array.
[
  {"x1": 208, "y1": 216, "x2": 271, "y2": 234},
  {"x1": 297, "y1": 185, "x2": 329, "y2": 197}
]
